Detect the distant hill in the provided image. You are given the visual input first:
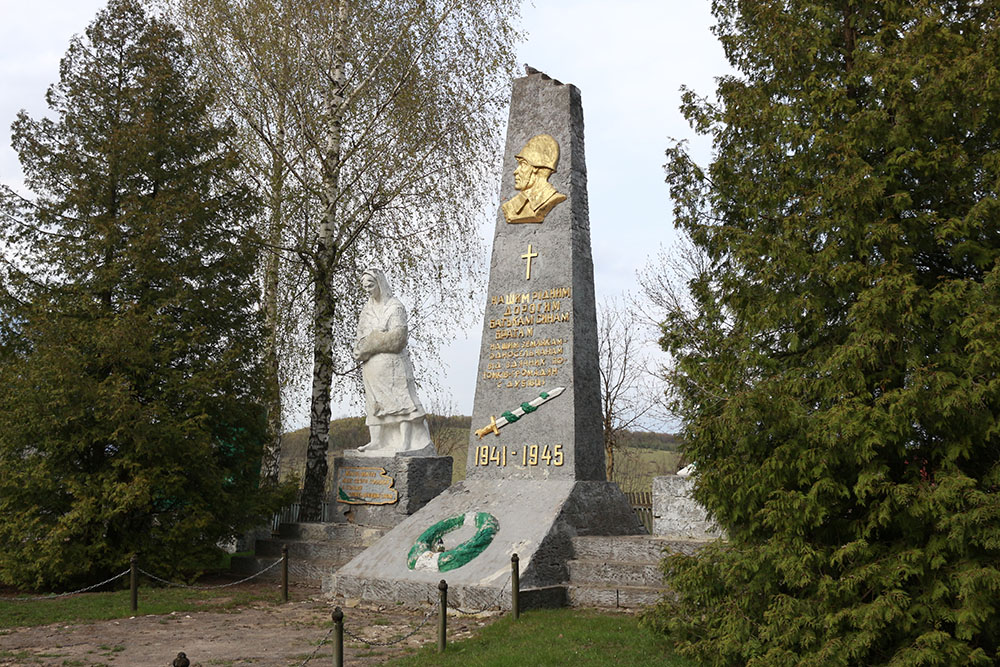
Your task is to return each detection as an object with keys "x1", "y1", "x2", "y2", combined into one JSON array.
[
  {"x1": 617, "y1": 430, "x2": 681, "y2": 451},
  {"x1": 276, "y1": 415, "x2": 472, "y2": 486},
  {"x1": 277, "y1": 416, "x2": 680, "y2": 488}
]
